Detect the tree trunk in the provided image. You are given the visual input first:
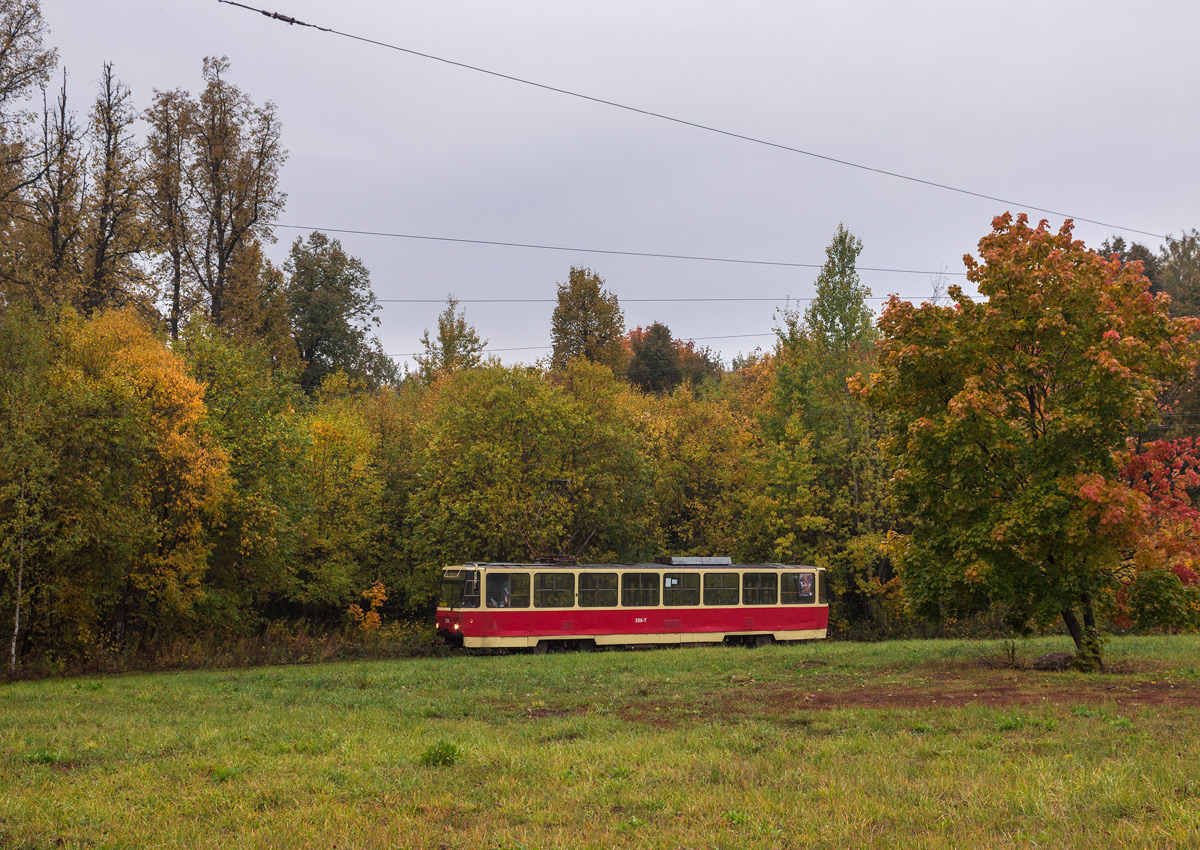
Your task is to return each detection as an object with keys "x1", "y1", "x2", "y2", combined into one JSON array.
[
  {"x1": 1060, "y1": 605, "x2": 1103, "y2": 671},
  {"x1": 1061, "y1": 607, "x2": 1084, "y2": 653},
  {"x1": 10, "y1": 483, "x2": 24, "y2": 674},
  {"x1": 1080, "y1": 592, "x2": 1103, "y2": 671}
]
